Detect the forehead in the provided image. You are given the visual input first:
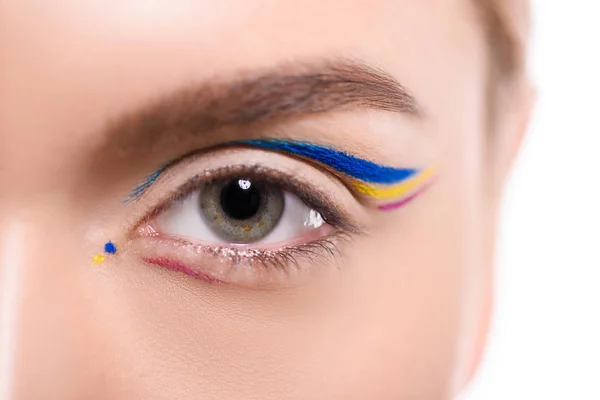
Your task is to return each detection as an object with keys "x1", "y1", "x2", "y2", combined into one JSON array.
[{"x1": 0, "y1": 0, "x2": 485, "y2": 159}]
